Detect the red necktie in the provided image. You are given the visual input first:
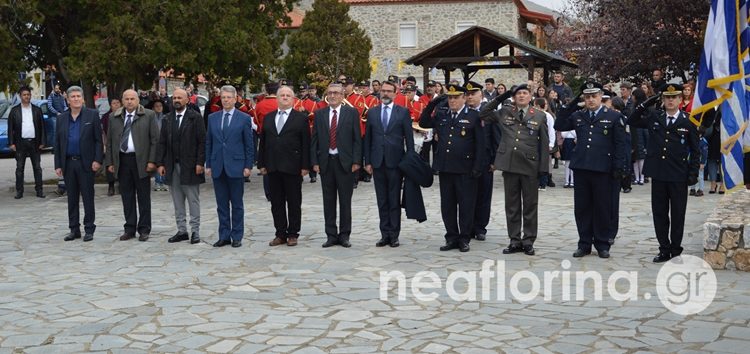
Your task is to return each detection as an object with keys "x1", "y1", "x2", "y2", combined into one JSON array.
[{"x1": 329, "y1": 109, "x2": 338, "y2": 150}]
